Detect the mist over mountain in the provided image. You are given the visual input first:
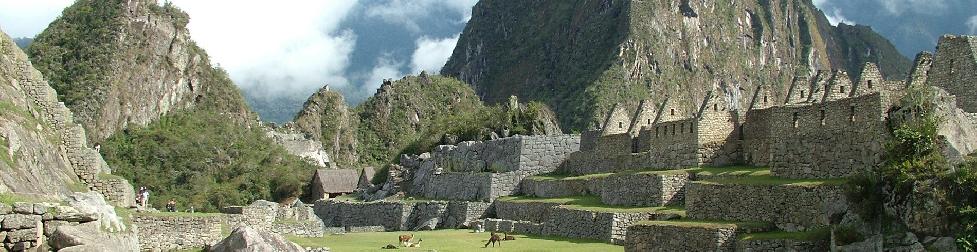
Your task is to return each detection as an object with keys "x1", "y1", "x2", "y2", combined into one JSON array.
[
  {"x1": 12, "y1": 37, "x2": 31, "y2": 49},
  {"x1": 814, "y1": 0, "x2": 977, "y2": 57}
]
